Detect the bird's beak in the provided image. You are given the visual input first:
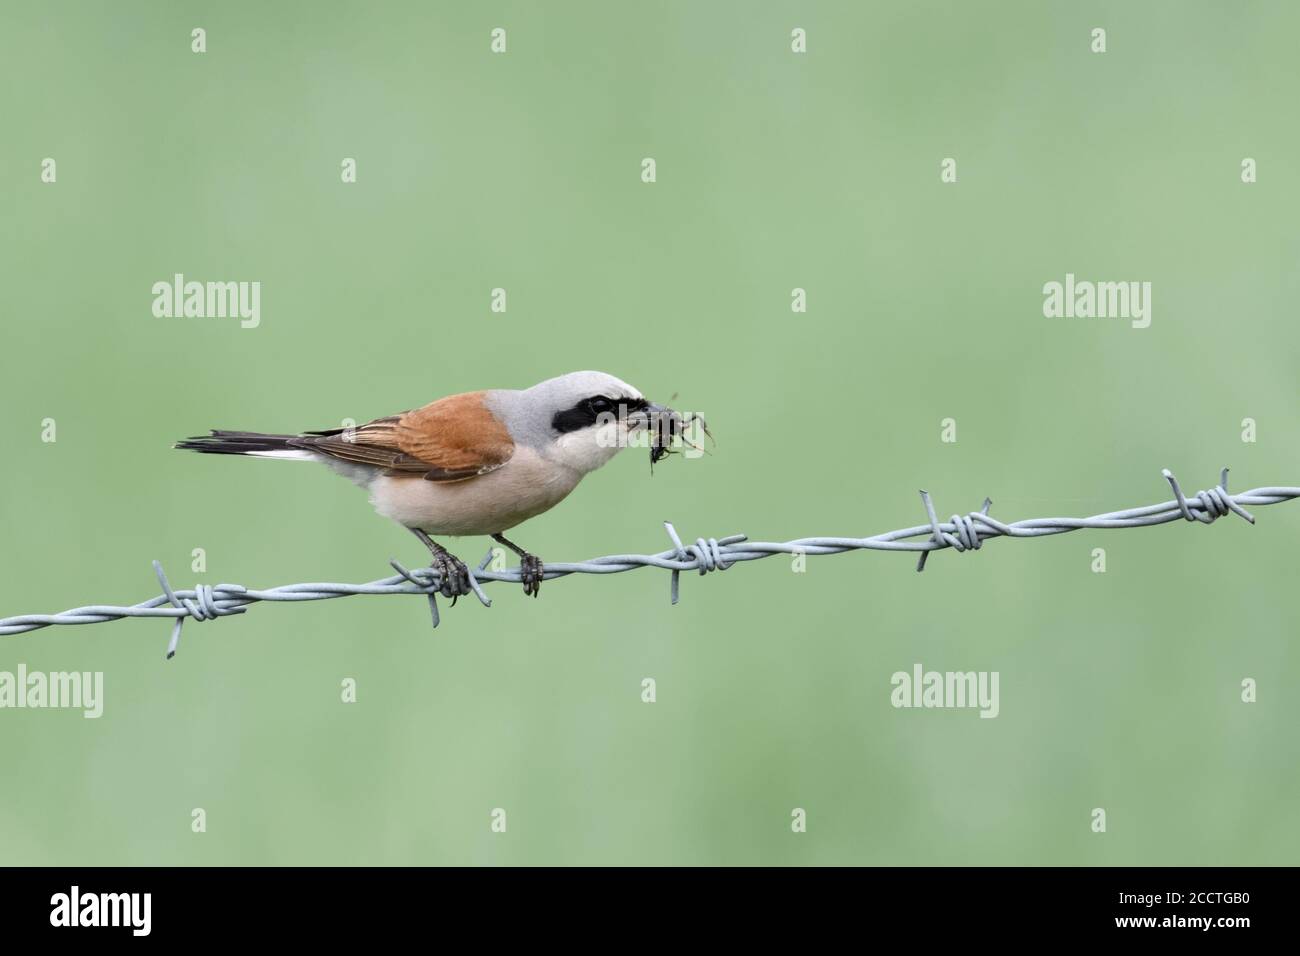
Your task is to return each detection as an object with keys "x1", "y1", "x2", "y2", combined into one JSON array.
[
  {"x1": 644, "y1": 402, "x2": 675, "y2": 426},
  {"x1": 624, "y1": 401, "x2": 679, "y2": 435}
]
